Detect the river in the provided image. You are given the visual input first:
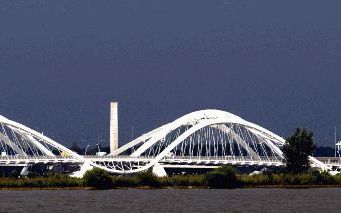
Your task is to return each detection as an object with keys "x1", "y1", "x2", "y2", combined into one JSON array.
[{"x1": 0, "y1": 188, "x2": 340, "y2": 212}]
